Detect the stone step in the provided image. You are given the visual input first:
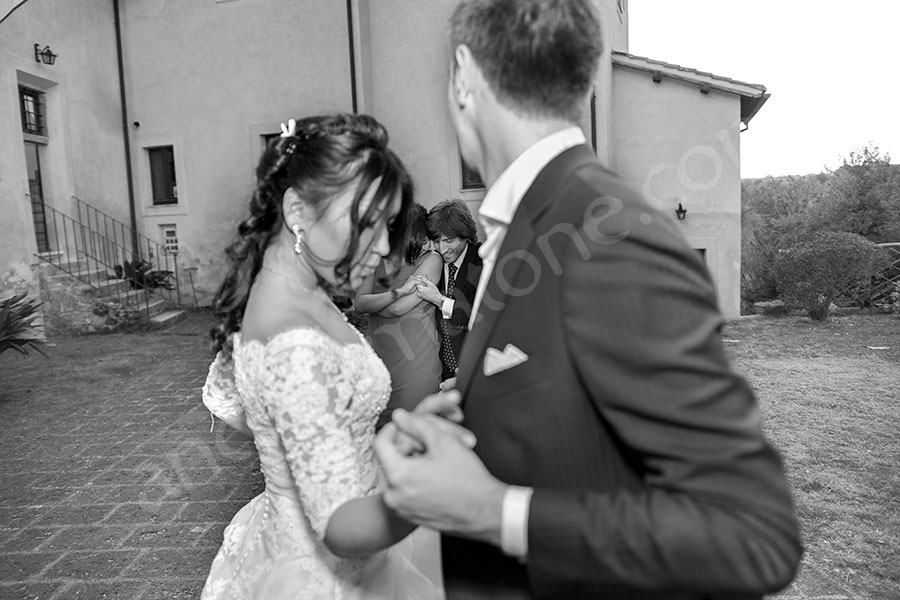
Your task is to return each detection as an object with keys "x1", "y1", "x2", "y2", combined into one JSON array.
[
  {"x1": 97, "y1": 288, "x2": 154, "y2": 309},
  {"x1": 146, "y1": 297, "x2": 169, "y2": 318},
  {"x1": 39, "y1": 256, "x2": 89, "y2": 273},
  {"x1": 36, "y1": 250, "x2": 66, "y2": 262},
  {"x1": 90, "y1": 278, "x2": 134, "y2": 296},
  {"x1": 149, "y1": 309, "x2": 187, "y2": 329},
  {"x1": 47, "y1": 266, "x2": 115, "y2": 284}
]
